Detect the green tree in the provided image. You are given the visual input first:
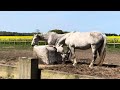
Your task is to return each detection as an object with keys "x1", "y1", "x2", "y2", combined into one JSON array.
[
  {"x1": 63, "y1": 31, "x2": 69, "y2": 33},
  {"x1": 49, "y1": 29, "x2": 64, "y2": 34}
]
